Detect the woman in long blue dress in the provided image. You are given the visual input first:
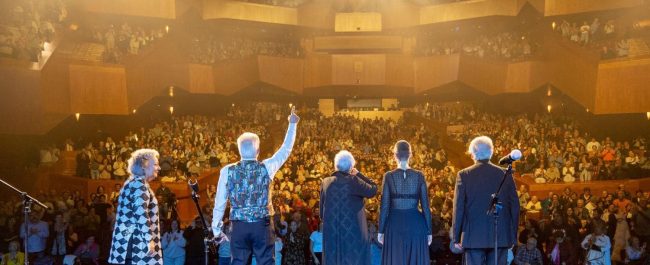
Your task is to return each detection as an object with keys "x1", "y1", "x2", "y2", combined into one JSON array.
[{"x1": 378, "y1": 140, "x2": 432, "y2": 265}]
